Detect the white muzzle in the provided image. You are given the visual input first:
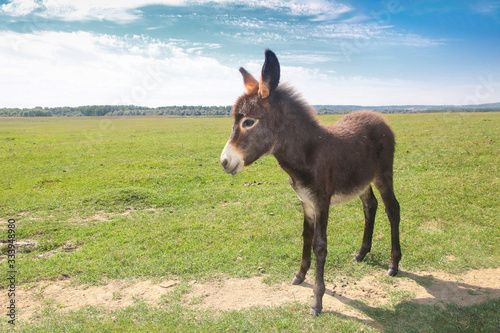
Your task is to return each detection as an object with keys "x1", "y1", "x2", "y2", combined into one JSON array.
[{"x1": 220, "y1": 142, "x2": 244, "y2": 175}]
